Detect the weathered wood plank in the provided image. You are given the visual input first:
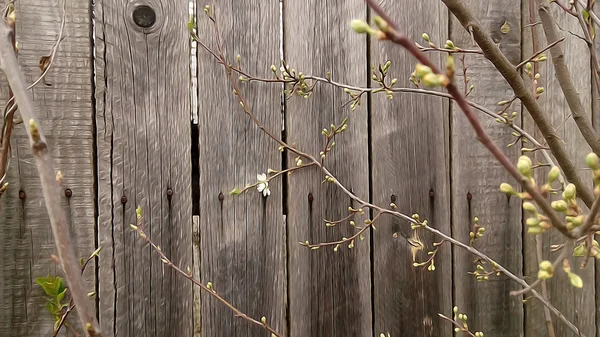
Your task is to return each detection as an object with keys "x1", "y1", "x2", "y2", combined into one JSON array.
[
  {"x1": 450, "y1": 2, "x2": 524, "y2": 337},
  {"x1": 95, "y1": 1, "x2": 193, "y2": 336},
  {"x1": 523, "y1": 1, "x2": 595, "y2": 337},
  {"x1": 370, "y1": 2, "x2": 451, "y2": 337},
  {"x1": 195, "y1": 2, "x2": 286, "y2": 337},
  {"x1": 0, "y1": 0, "x2": 96, "y2": 335},
  {"x1": 284, "y1": 1, "x2": 371, "y2": 336}
]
